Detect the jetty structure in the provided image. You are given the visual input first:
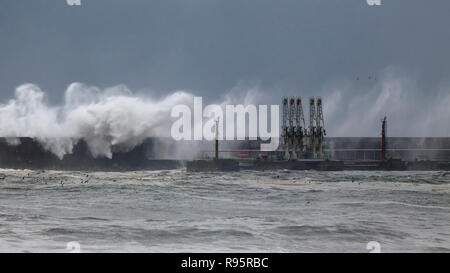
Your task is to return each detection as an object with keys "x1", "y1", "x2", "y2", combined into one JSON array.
[
  {"x1": 1, "y1": 97, "x2": 450, "y2": 171},
  {"x1": 186, "y1": 97, "x2": 450, "y2": 172}
]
